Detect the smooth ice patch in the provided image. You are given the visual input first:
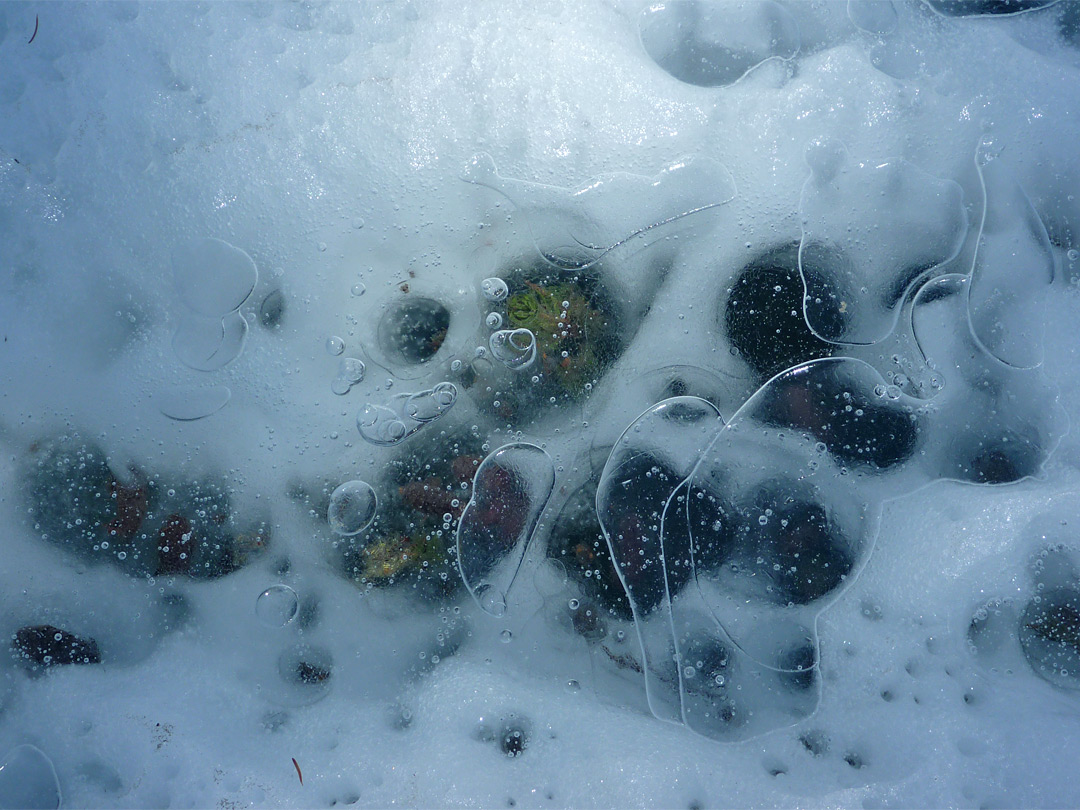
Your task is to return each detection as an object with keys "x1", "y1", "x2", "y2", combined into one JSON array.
[
  {"x1": 462, "y1": 152, "x2": 736, "y2": 268},
  {"x1": 0, "y1": 745, "x2": 61, "y2": 810}
]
